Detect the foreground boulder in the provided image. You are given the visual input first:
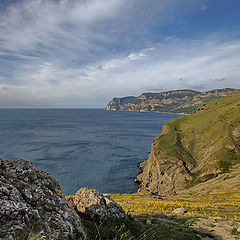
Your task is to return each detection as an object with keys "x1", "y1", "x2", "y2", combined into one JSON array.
[
  {"x1": 68, "y1": 188, "x2": 126, "y2": 220},
  {"x1": 0, "y1": 159, "x2": 84, "y2": 240}
]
